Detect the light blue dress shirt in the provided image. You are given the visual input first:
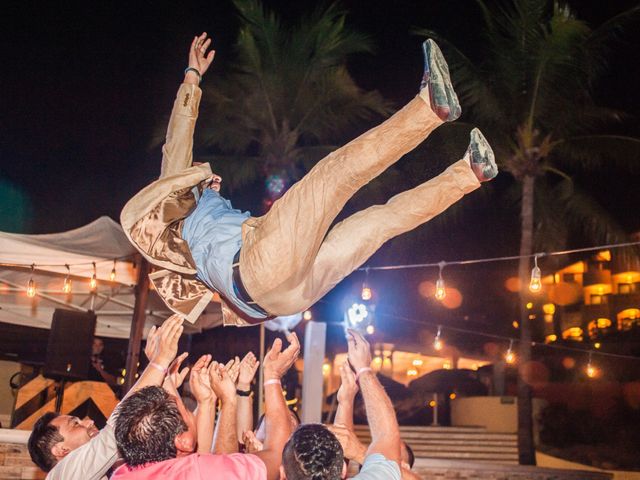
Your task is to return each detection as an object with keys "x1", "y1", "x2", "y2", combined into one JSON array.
[{"x1": 182, "y1": 189, "x2": 267, "y2": 320}]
